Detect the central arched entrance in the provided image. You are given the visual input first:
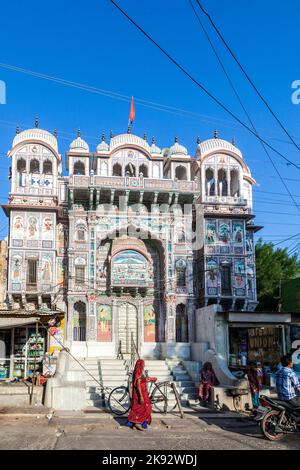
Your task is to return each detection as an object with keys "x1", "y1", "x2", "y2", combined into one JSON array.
[{"x1": 118, "y1": 302, "x2": 138, "y2": 354}]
